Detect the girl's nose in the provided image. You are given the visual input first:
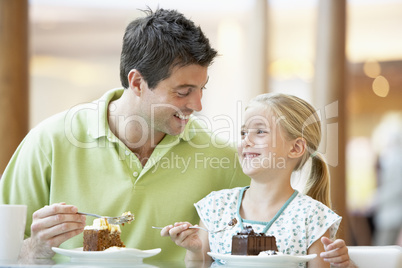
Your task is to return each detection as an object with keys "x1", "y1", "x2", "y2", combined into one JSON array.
[{"x1": 242, "y1": 133, "x2": 254, "y2": 147}]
